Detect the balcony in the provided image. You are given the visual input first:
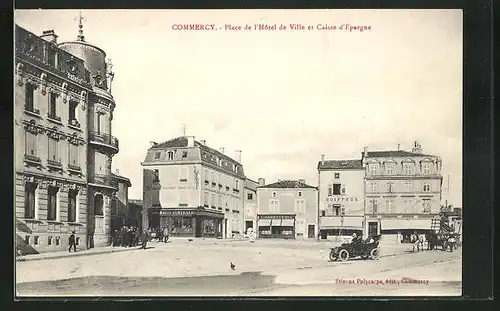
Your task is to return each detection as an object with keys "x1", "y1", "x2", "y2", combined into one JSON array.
[
  {"x1": 47, "y1": 114, "x2": 62, "y2": 124},
  {"x1": 23, "y1": 154, "x2": 41, "y2": 166},
  {"x1": 68, "y1": 164, "x2": 82, "y2": 174},
  {"x1": 47, "y1": 159, "x2": 63, "y2": 171},
  {"x1": 89, "y1": 131, "x2": 119, "y2": 154},
  {"x1": 88, "y1": 173, "x2": 119, "y2": 190},
  {"x1": 23, "y1": 107, "x2": 40, "y2": 117}
]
